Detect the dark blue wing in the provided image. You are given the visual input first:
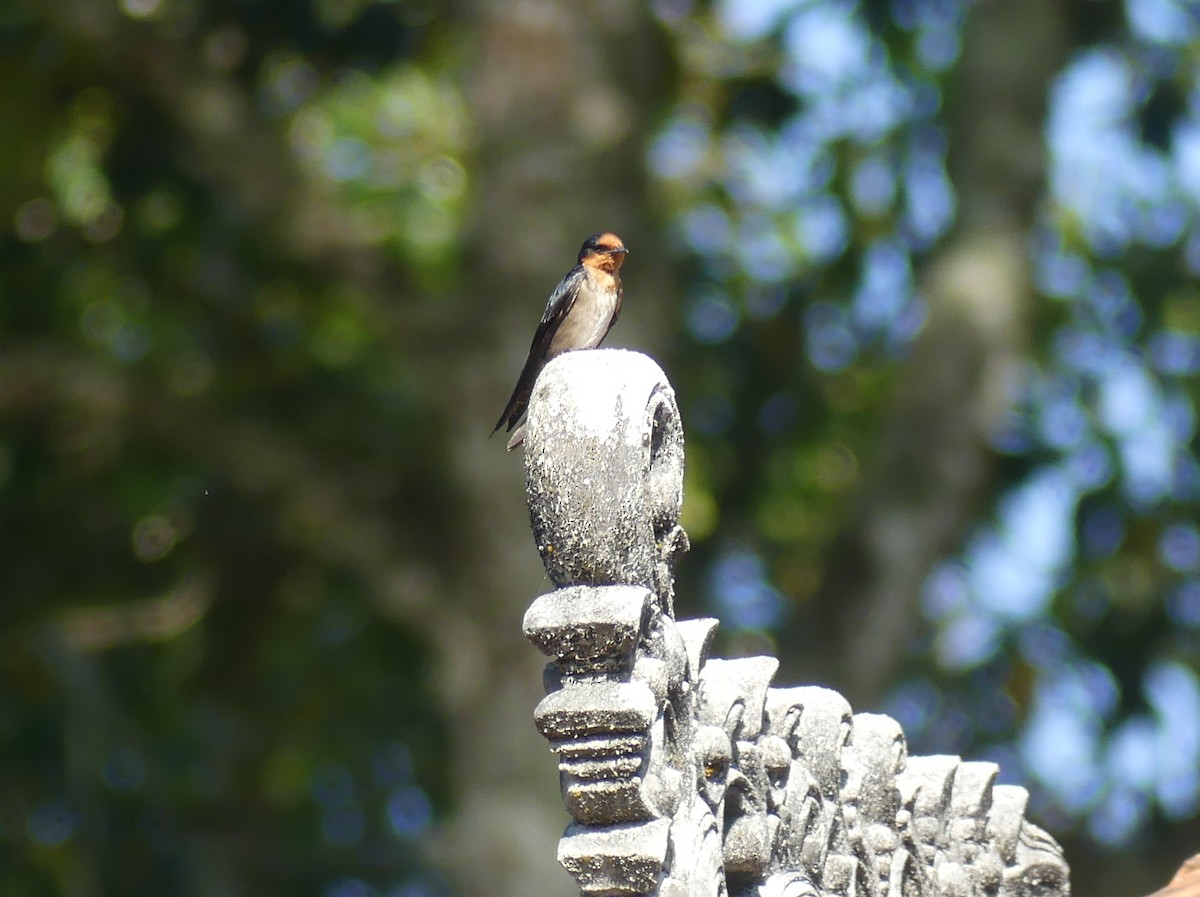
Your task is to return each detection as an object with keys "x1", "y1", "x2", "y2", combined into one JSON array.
[{"x1": 491, "y1": 265, "x2": 585, "y2": 434}]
